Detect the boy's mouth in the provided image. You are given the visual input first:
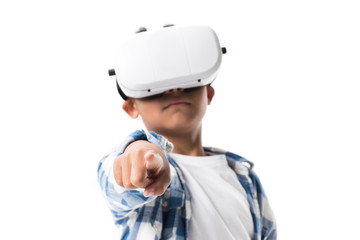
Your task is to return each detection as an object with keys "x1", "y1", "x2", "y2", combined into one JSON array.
[{"x1": 163, "y1": 100, "x2": 191, "y2": 110}]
